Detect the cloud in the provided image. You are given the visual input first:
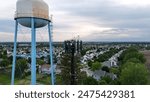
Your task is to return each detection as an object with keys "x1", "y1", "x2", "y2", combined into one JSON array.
[
  {"x1": 50, "y1": 0, "x2": 150, "y2": 41},
  {"x1": 54, "y1": 0, "x2": 150, "y2": 28},
  {"x1": 83, "y1": 28, "x2": 150, "y2": 42},
  {"x1": 0, "y1": 0, "x2": 150, "y2": 41}
]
